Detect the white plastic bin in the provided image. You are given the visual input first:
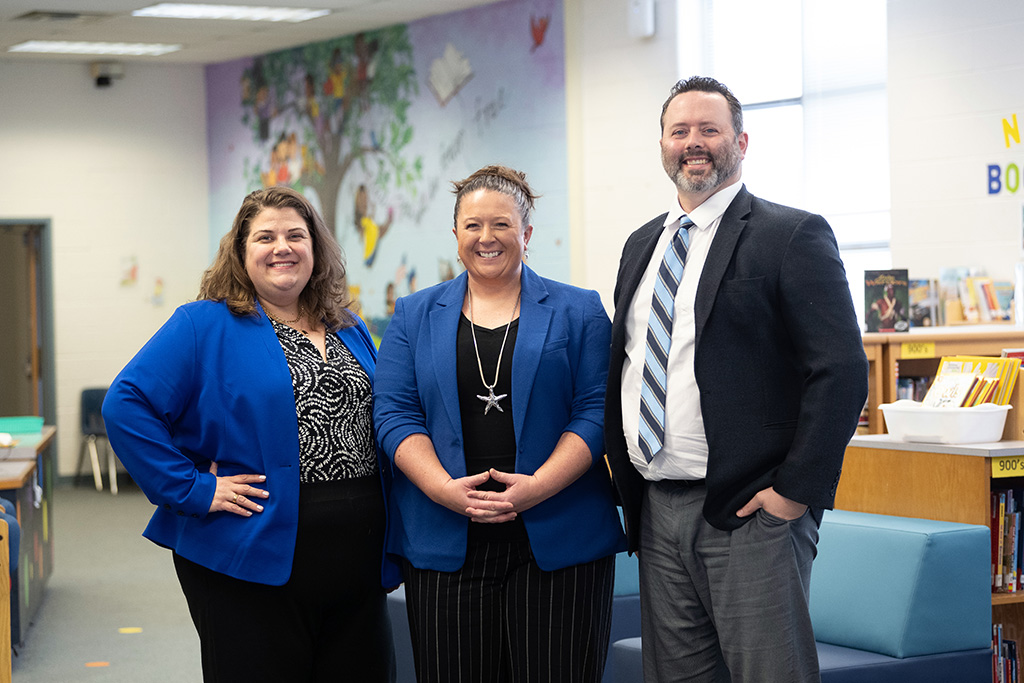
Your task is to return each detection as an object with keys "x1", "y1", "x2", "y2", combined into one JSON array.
[{"x1": 880, "y1": 400, "x2": 1011, "y2": 444}]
